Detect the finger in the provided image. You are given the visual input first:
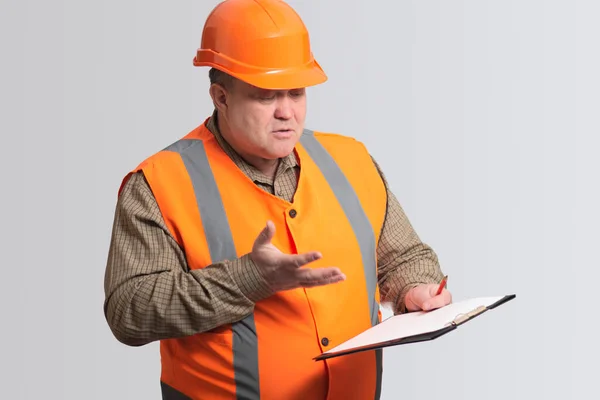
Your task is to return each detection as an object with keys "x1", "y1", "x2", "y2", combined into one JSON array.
[
  {"x1": 279, "y1": 251, "x2": 323, "y2": 268},
  {"x1": 253, "y1": 221, "x2": 276, "y2": 247},
  {"x1": 411, "y1": 284, "x2": 438, "y2": 306},
  {"x1": 297, "y1": 267, "x2": 346, "y2": 288},
  {"x1": 428, "y1": 282, "x2": 446, "y2": 298},
  {"x1": 423, "y1": 290, "x2": 452, "y2": 311}
]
